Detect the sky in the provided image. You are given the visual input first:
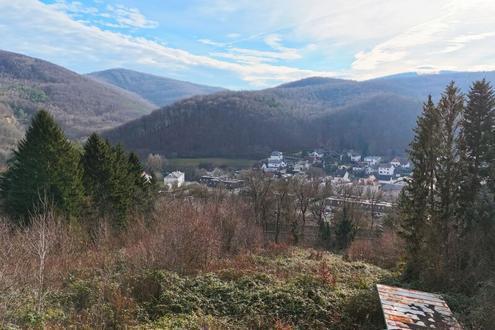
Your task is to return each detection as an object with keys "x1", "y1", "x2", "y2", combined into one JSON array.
[{"x1": 0, "y1": 0, "x2": 494, "y2": 90}]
